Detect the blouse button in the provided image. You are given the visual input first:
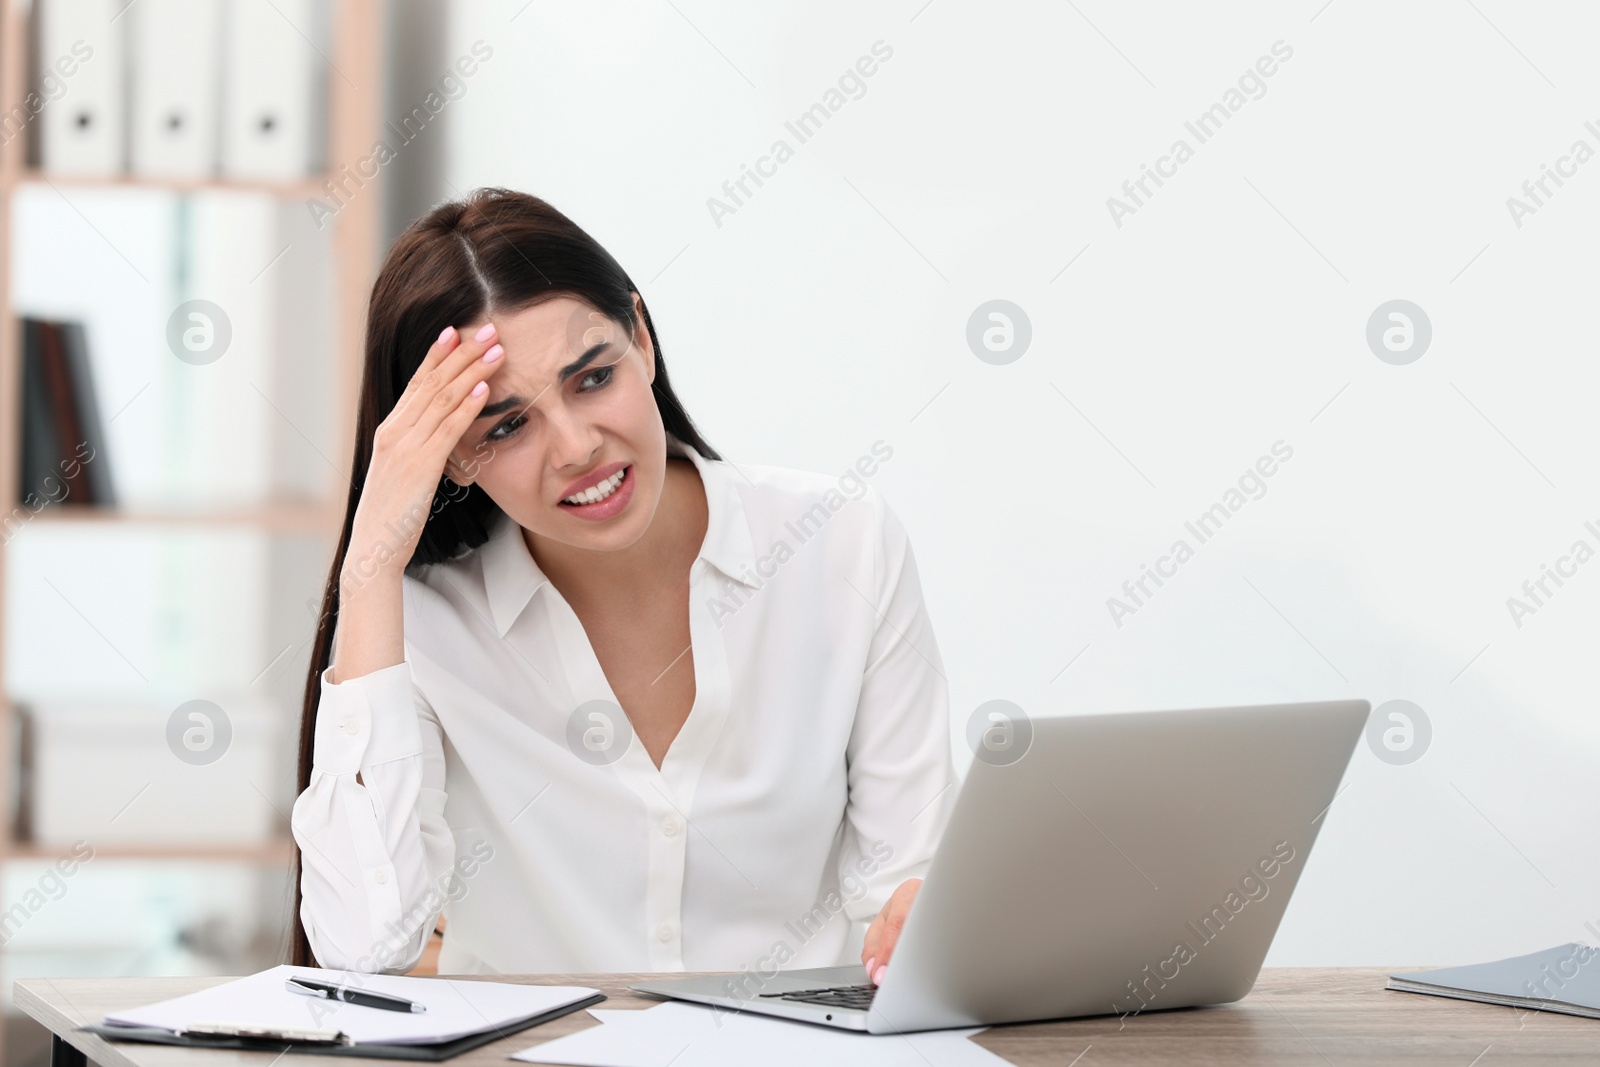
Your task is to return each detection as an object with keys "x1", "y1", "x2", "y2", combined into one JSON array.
[
  {"x1": 661, "y1": 817, "x2": 681, "y2": 837},
  {"x1": 340, "y1": 717, "x2": 358, "y2": 735},
  {"x1": 374, "y1": 868, "x2": 389, "y2": 885},
  {"x1": 656, "y1": 920, "x2": 676, "y2": 942}
]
